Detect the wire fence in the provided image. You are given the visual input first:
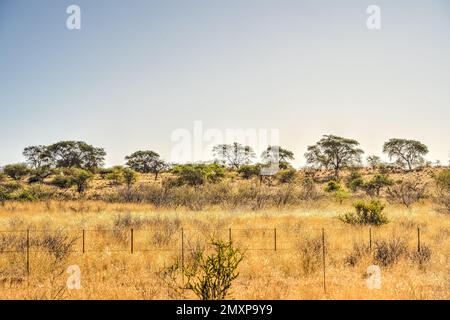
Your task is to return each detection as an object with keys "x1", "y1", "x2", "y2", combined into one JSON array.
[{"x1": 0, "y1": 226, "x2": 449, "y2": 295}]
